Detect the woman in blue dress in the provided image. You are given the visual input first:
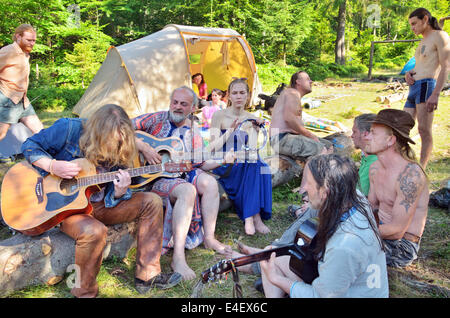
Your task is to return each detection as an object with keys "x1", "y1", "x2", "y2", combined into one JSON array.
[{"x1": 209, "y1": 78, "x2": 272, "y2": 235}]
